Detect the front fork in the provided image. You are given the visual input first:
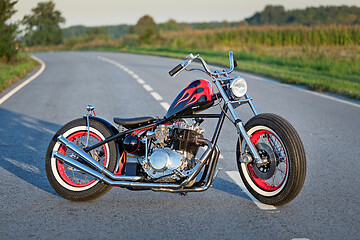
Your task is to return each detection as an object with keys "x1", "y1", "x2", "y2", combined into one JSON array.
[
  {"x1": 214, "y1": 81, "x2": 262, "y2": 164},
  {"x1": 235, "y1": 120, "x2": 260, "y2": 163}
]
